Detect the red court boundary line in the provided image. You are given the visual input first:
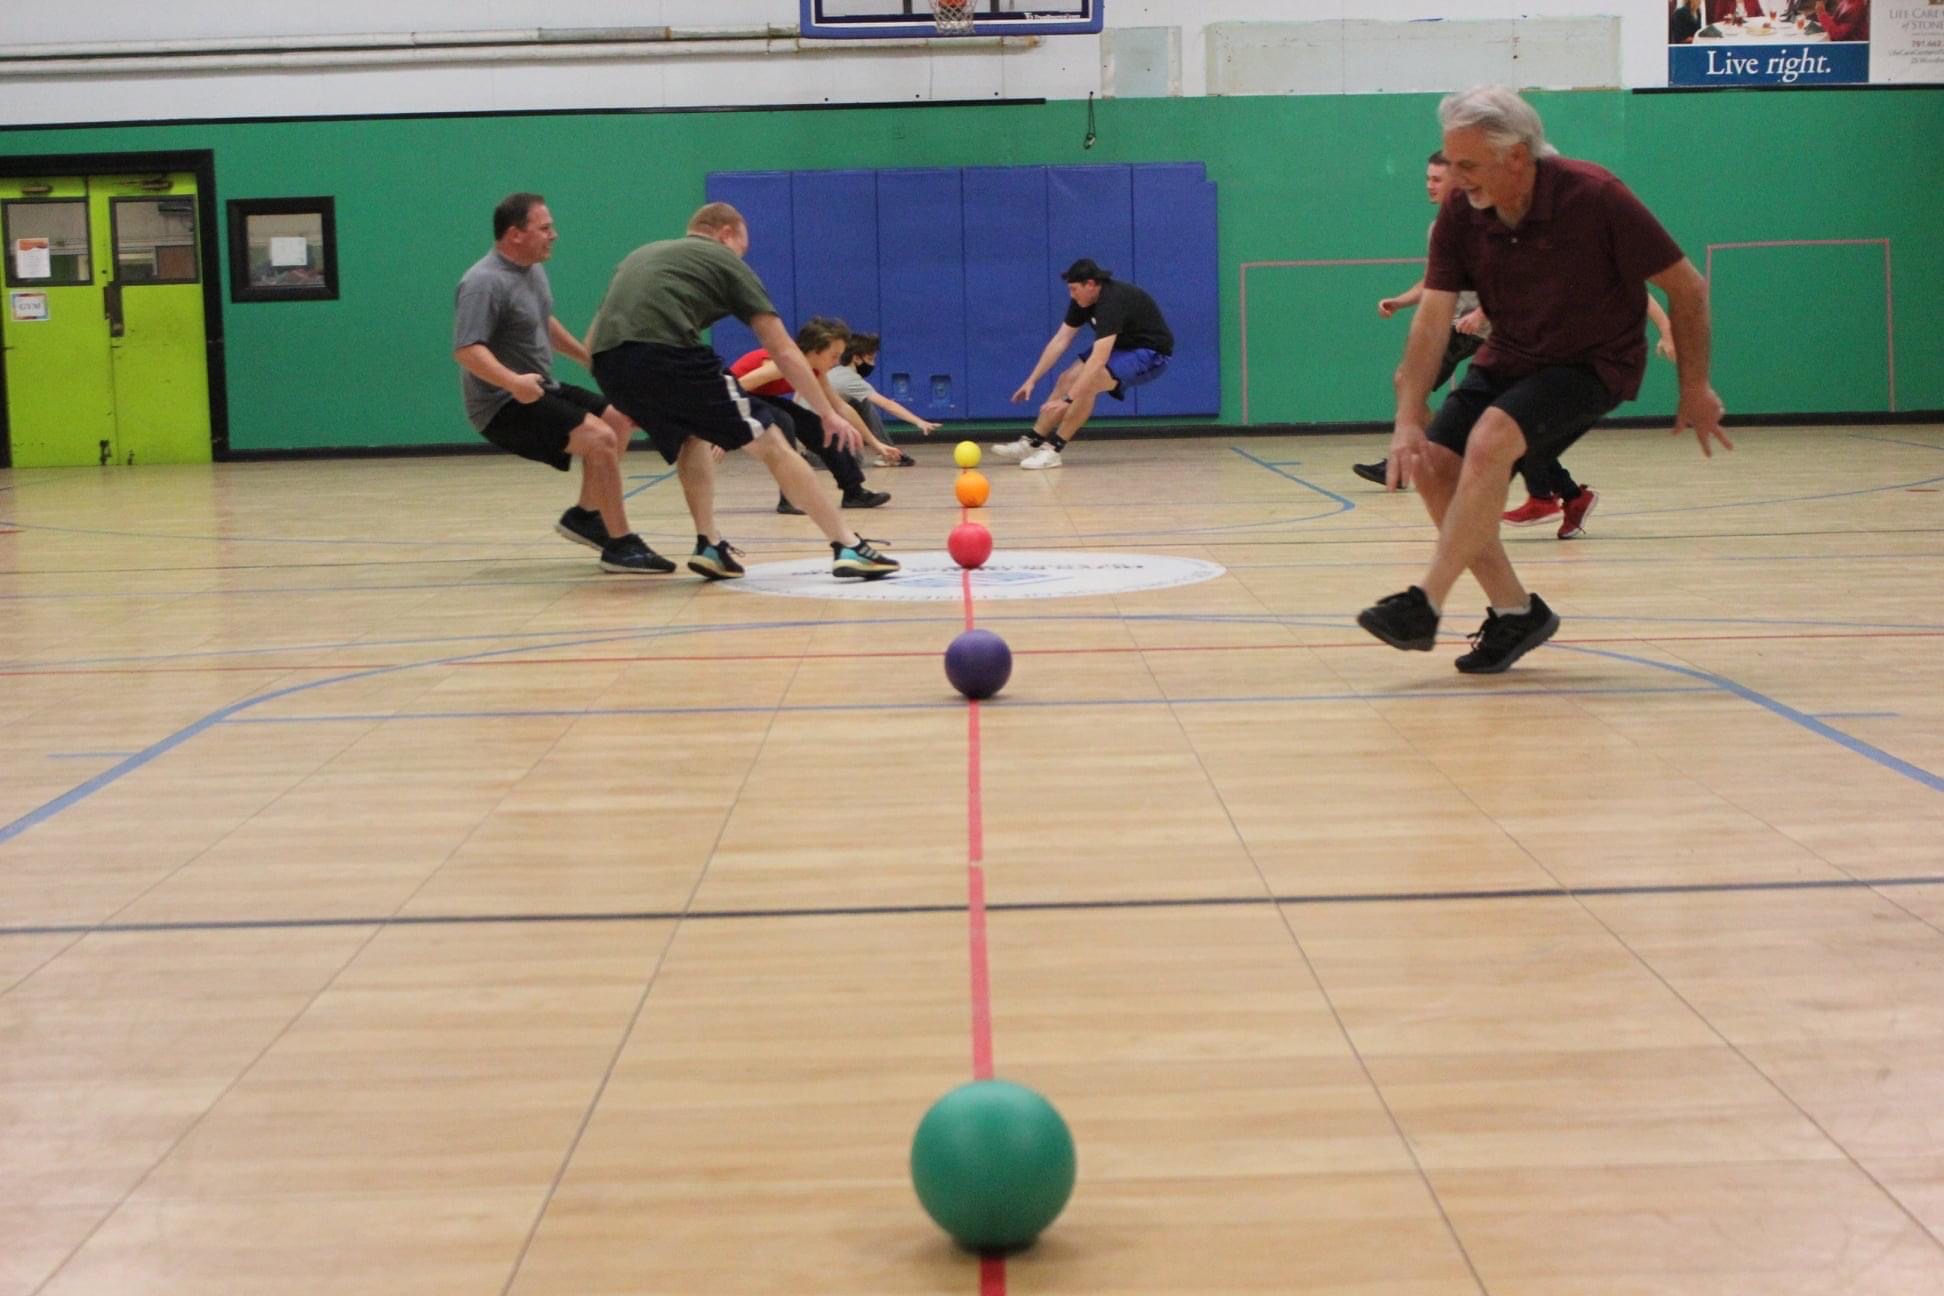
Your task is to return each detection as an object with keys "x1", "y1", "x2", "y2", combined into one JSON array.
[
  {"x1": 1238, "y1": 256, "x2": 1425, "y2": 425},
  {"x1": 7, "y1": 629, "x2": 1941, "y2": 679},
  {"x1": 1704, "y1": 238, "x2": 1896, "y2": 412},
  {"x1": 959, "y1": 506, "x2": 1004, "y2": 1296}
]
